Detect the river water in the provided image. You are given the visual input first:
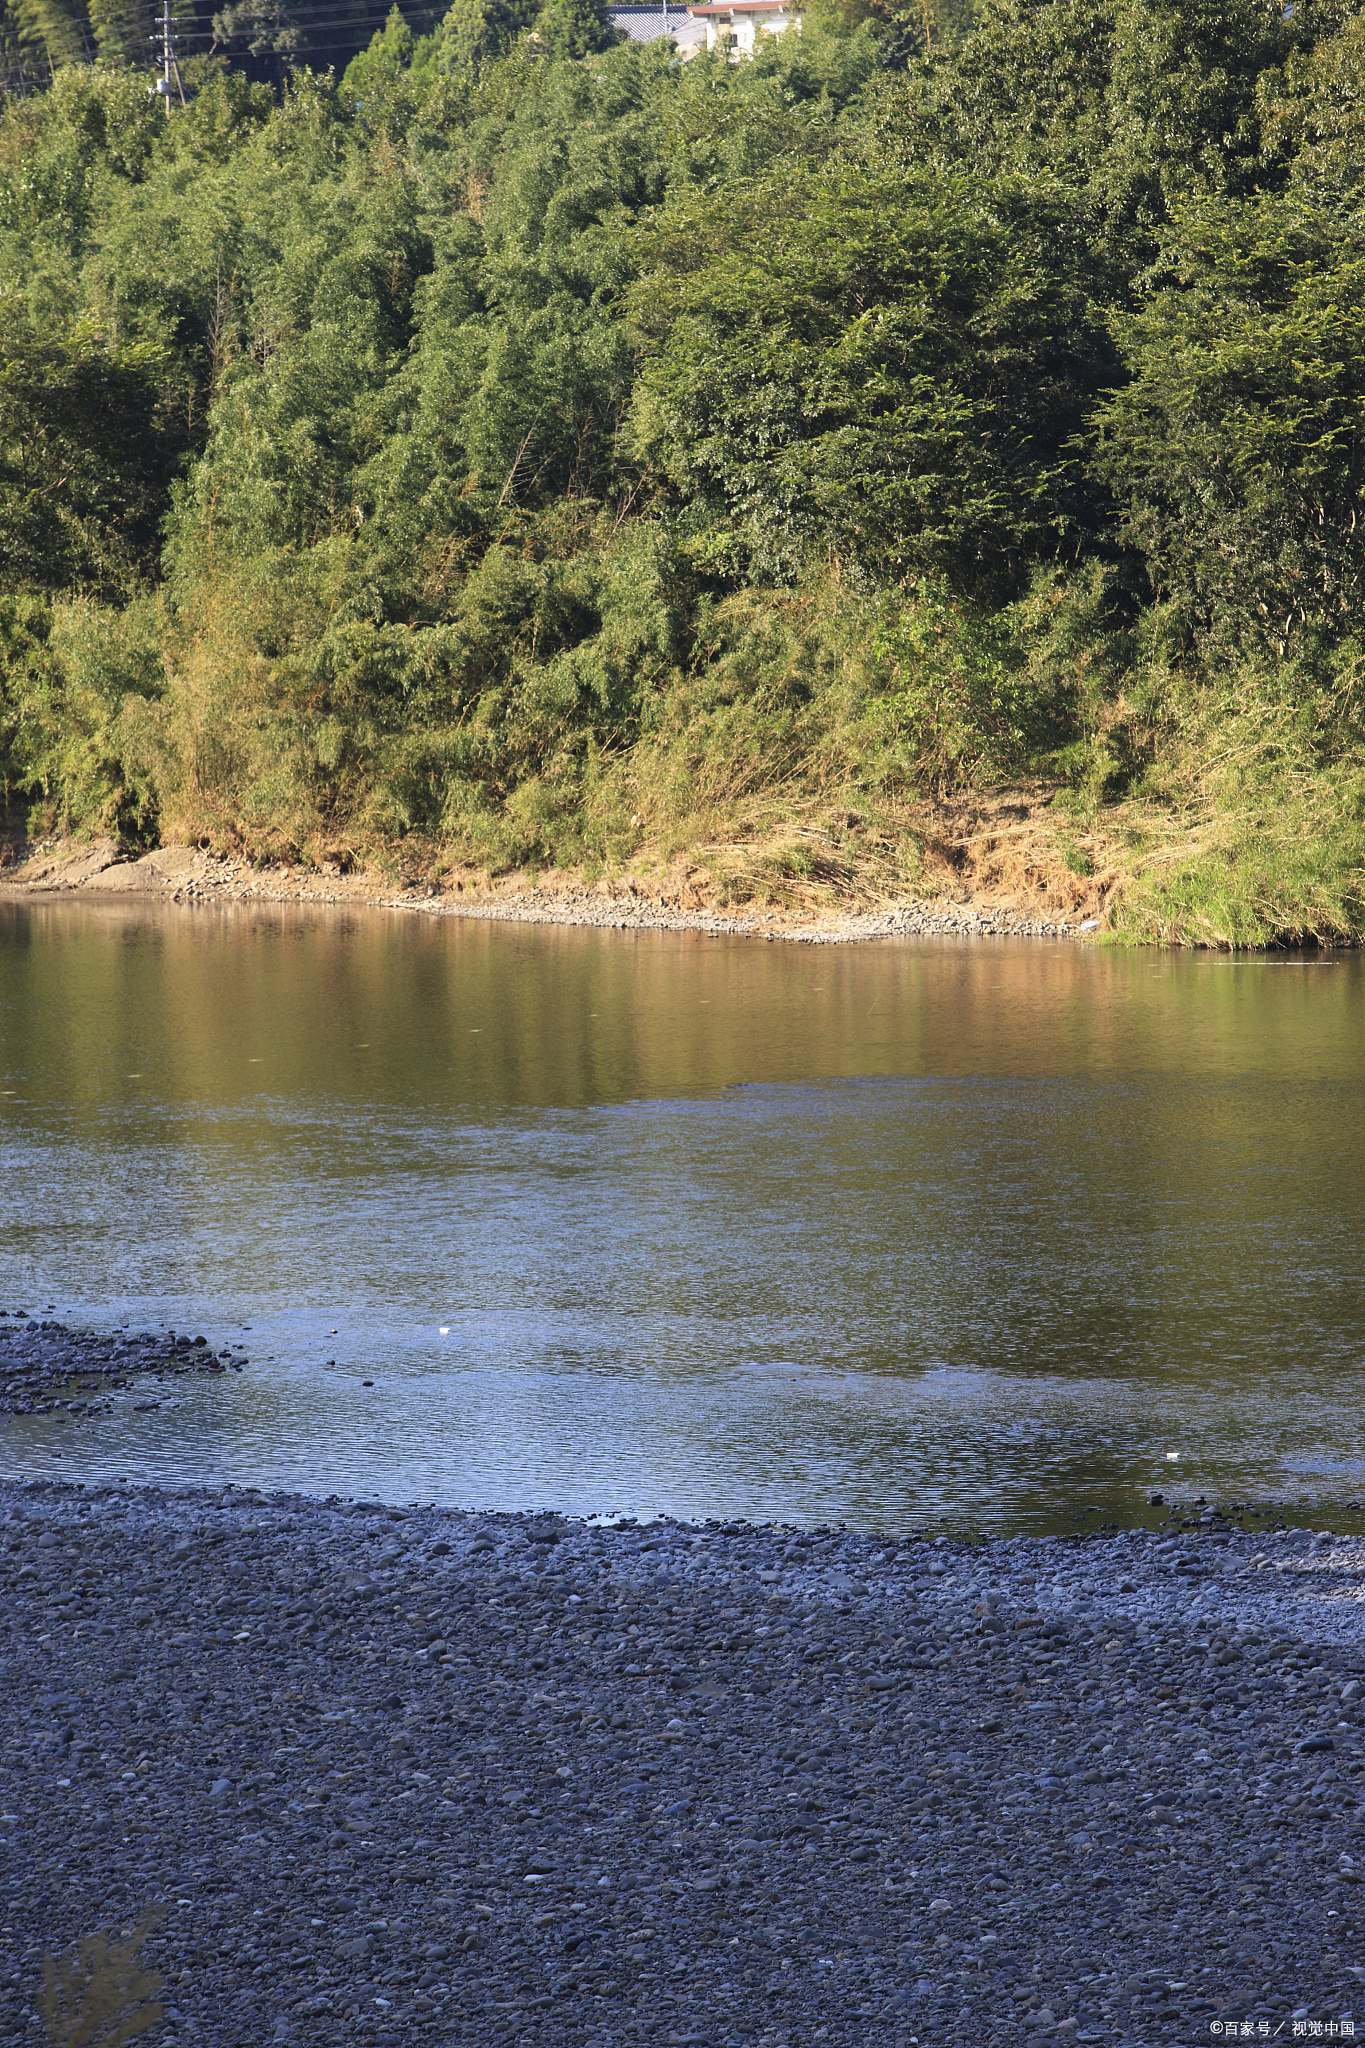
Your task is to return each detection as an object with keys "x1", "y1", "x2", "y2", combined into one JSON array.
[{"x1": 1, "y1": 899, "x2": 1362, "y2": 1533}]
